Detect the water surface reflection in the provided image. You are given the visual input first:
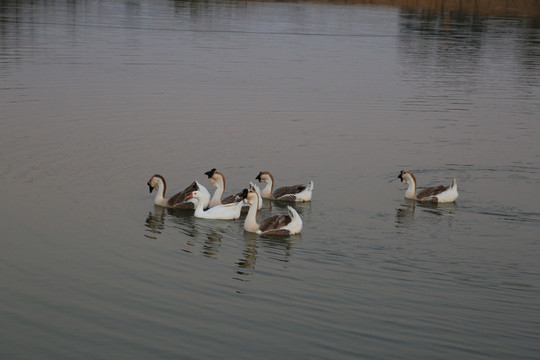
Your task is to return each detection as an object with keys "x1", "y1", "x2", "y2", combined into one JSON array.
[
  {"x1": 288, "y1": 0, "x2": 540, "y2": 18},
  {"x1": 144, "y1": 204, "x2": 300, "y2": 279},
  {"x1": 2, "y1": 0, "x2": 540, "y2": 359},
  {"x1": 395, "y1": 199, "x2": 457, "y2": 229}
]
